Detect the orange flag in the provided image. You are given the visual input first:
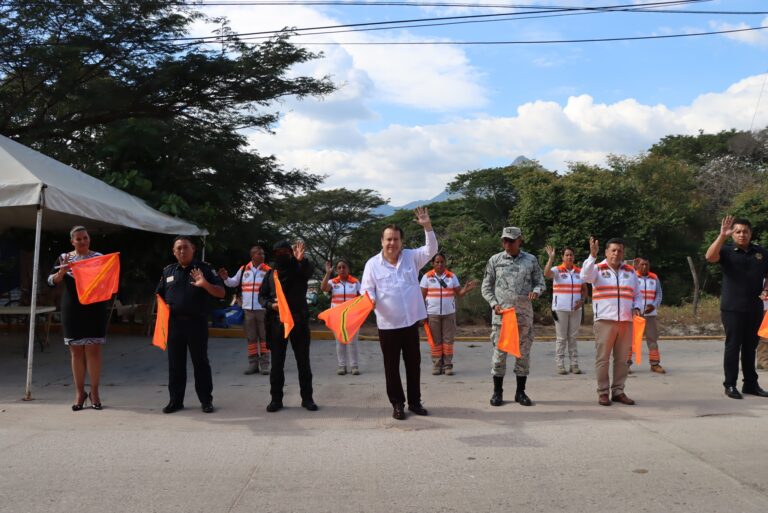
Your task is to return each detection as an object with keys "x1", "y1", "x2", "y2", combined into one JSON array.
[
  {"x1": 632, "y1": 315, "x2": 647, "y2": 365},
  {"x1": 318, "y1": 293, "x2": 374, "y2": 344},
  {"x1": 152, "y1": 294, "x2": 170, "y2": 351},
  {"x1": 759, "y1": 311, "x2": 768, "y2": 338},
  {"x1": 68, "y1": 252, "x2": 120, "y2": 305},
  {"x1": 497, "y1": 308, "x2": 521, "y2": 358},
  {"x1": 272, "y1": 270, "x2": 294, "y2": 338},
  {"x1": 423, "y1": 321, "x2": 436, "y2": 349}
]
